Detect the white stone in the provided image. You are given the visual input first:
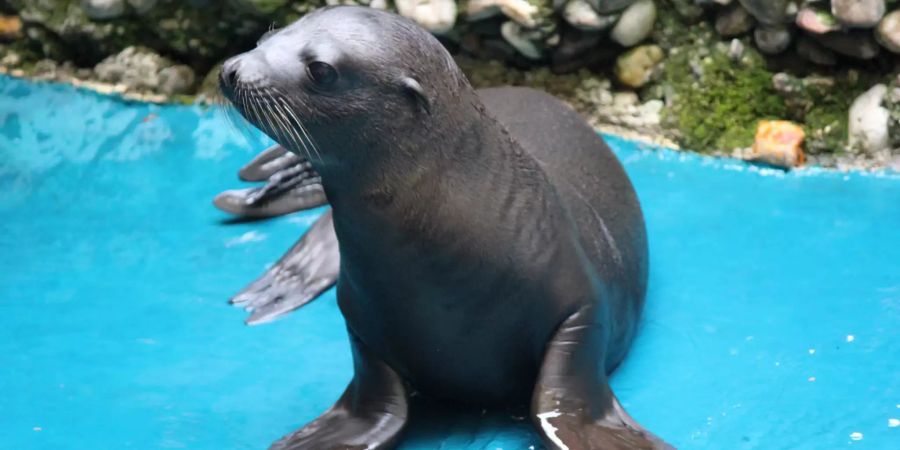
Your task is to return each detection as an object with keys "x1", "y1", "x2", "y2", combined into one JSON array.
[
  {"x1": 563, "y1": 0, "x2": 618, "y2": 31},
  {"x1": 467, "y1": 0, "x2": 539, "y2": 28},
  {"x1": 395, "y1": 0, "x2": 458, "y2": 35},
  {"x1": 81, "y1": 0, "x2": 127, "y2": 20},
  {"x1": 610, "y1": 0, "x2": 657, "y2": 47},
  {"x1": 848, "y1": 84, "x2": 890, "y2": 155},
  {"x1": 500, "y1": 21, "x2": 542, "y2": 59}
]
